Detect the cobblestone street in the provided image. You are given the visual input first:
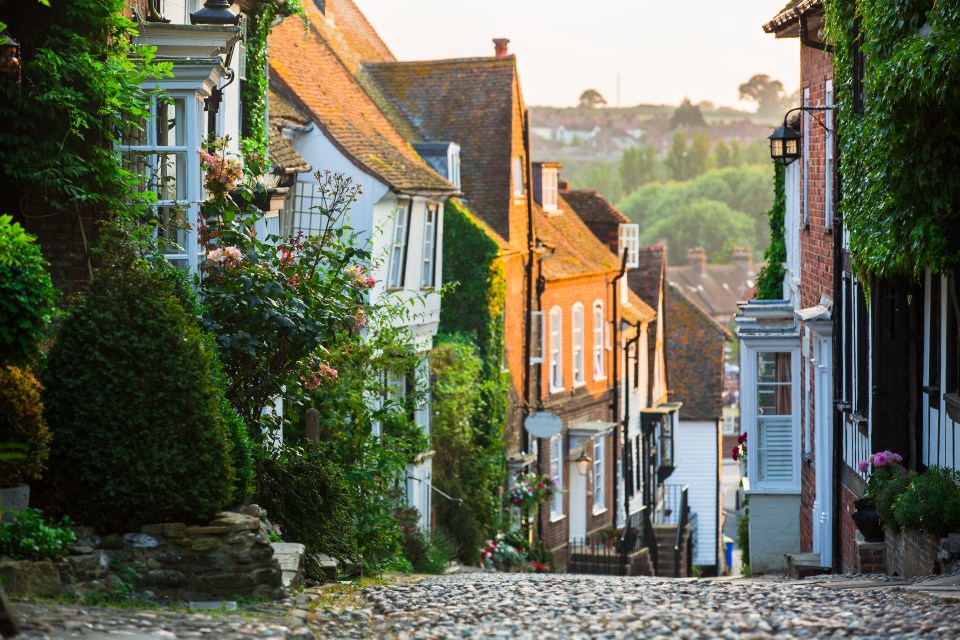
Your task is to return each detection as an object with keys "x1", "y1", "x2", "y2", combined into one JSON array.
[{"x1": 14, "y1": 572, "x2": 960, "y2": 639}]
